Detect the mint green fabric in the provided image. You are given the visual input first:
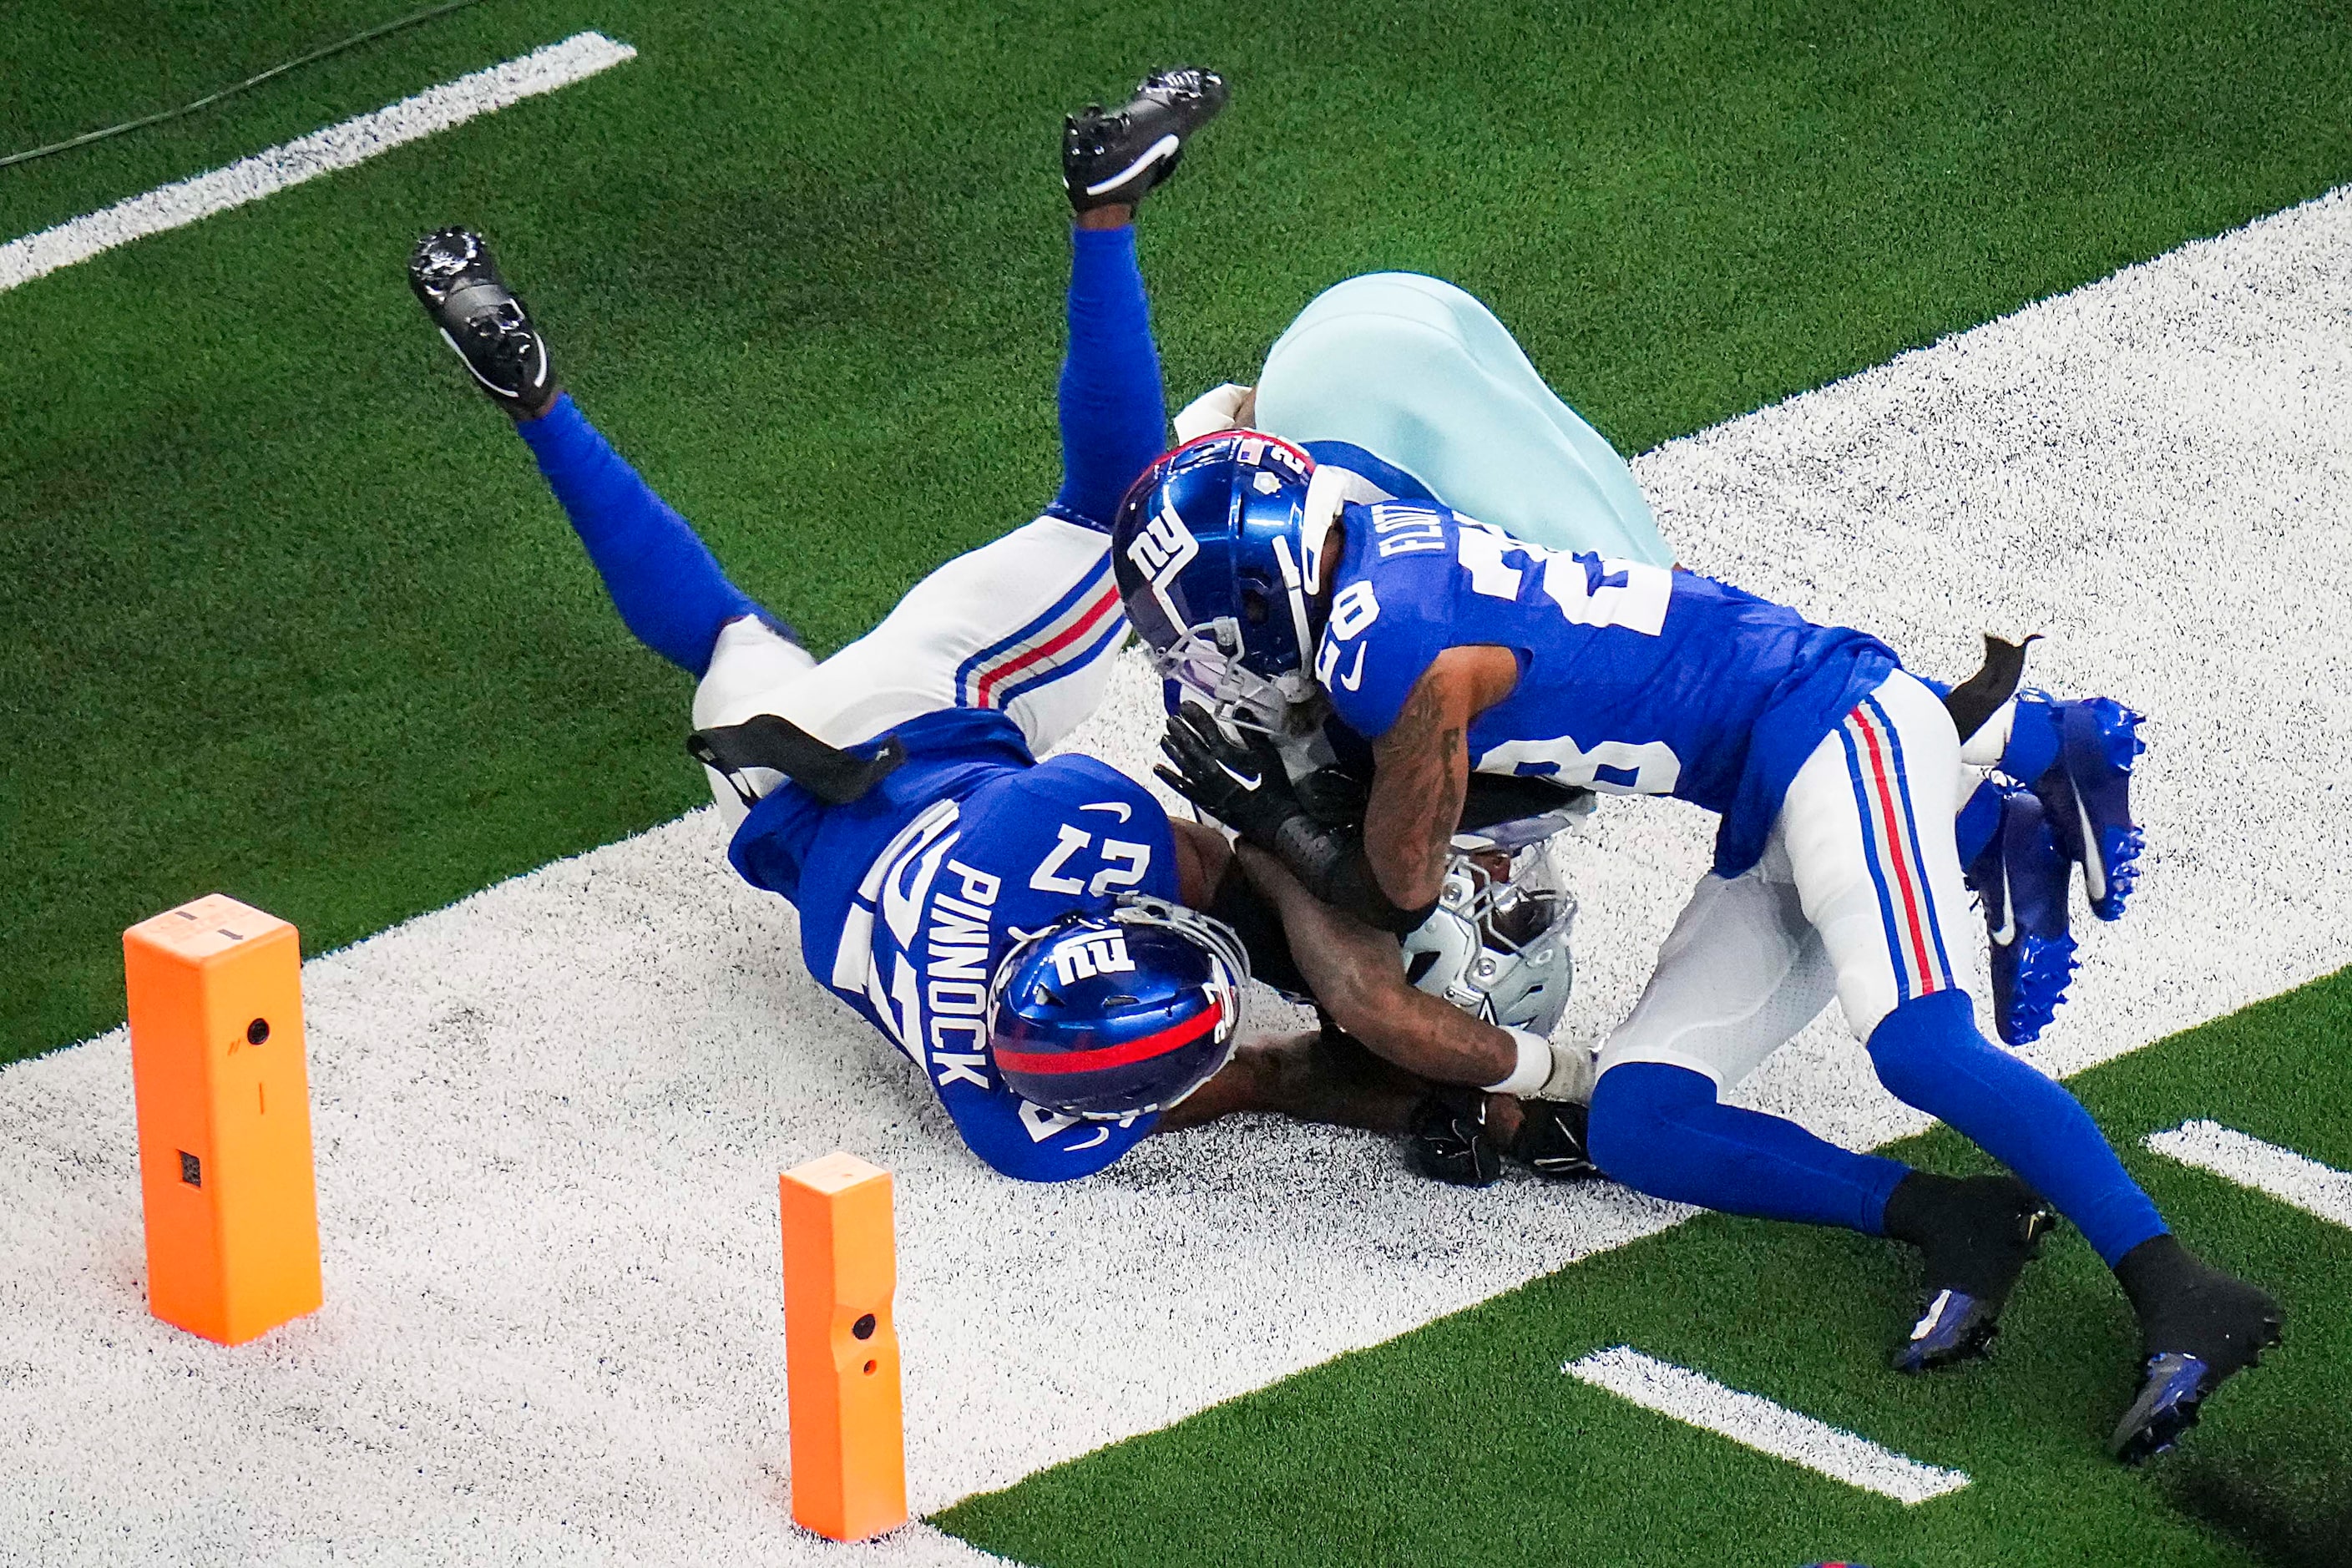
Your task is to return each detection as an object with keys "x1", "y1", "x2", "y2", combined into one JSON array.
[{"x1": 1257, "y1": 272, "x2": 1672, "y2": 564}]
